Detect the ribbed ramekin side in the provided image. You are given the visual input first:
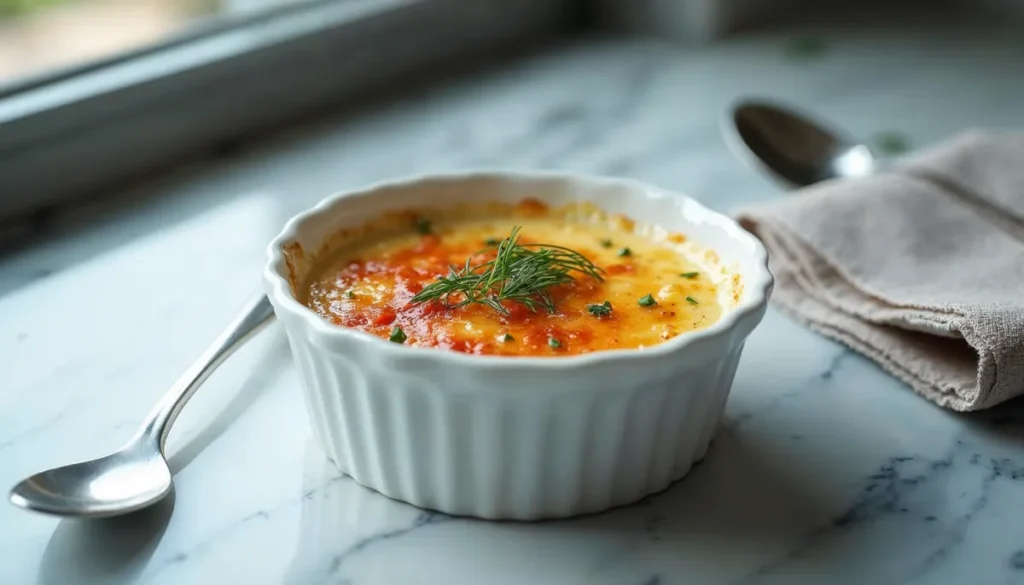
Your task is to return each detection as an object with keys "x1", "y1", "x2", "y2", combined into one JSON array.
[
  {"x1": 452, "y1": 352, "x2": 743, "y2": 519},
  {"x1": 288, "y1": 331, "x2": 419, "y2": 498},
  {"x1": 572, "y1": 353, "x2": 740, "y2": 512},
  {"x1": 284, "y1": 330, "x2": 345, "y2": 468},
  {"x1": 694, "y1": 341, "x2": 745, "y2": 462},
  {"x1": 287, "y1": 344, "x2": 474, "y2": 514},
  {"x1": 286, "y1": 334, "x2": 747, "y2": 520}
]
